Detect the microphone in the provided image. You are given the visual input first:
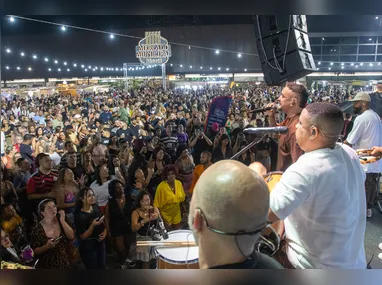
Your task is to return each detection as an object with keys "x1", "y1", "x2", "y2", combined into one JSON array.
[
  {"x1": 251, "y1": 107, "x2": 275, "y2": 113},
  {"x1": 243, "y1": 126, "x2": 288, "y2": 135}
]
